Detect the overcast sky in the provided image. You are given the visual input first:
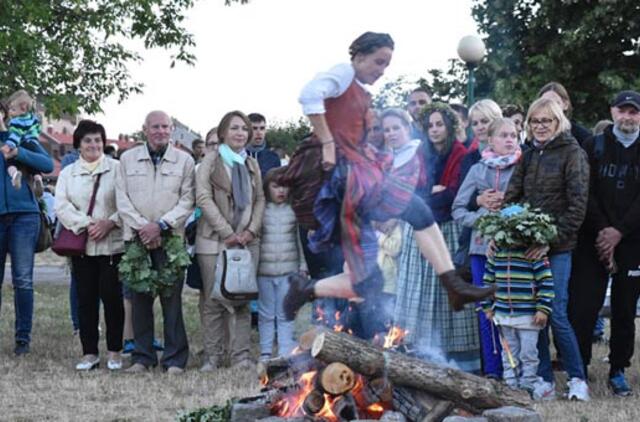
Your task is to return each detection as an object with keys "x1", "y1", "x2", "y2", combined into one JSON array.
[{"x1": 92, "y1": 0, "x2": 478, "y2": 137}]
